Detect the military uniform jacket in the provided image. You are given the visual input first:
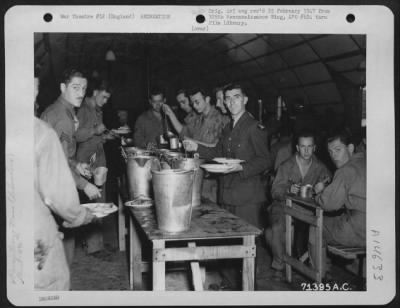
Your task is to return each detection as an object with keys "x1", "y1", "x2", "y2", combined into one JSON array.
[
  {"x1": 272, "y1": 154, "x2": 332, "y2": 202},
  {"x1": 315, "y1": 152, "x2": 366, "y2": 246},
  {"x1": 198, "y1": 112, "x2": 271, "y2": 206},
  {"x1": 181, "y1": 105, "x2": 230, "y2": 144},
  {"x1": 41, "y1": 96, "x2": 88, "y2": 190},
  {"x1": 75, "y1": 98, "x2": 107, "y2": 168},
  {"x1": 133, "y1": 109, "x2": 163, "y2": 148}
]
